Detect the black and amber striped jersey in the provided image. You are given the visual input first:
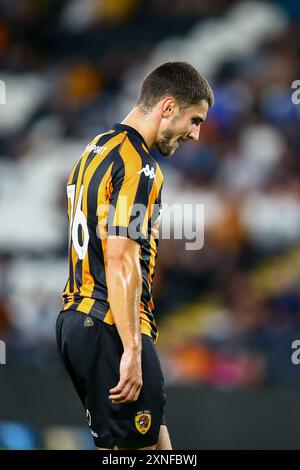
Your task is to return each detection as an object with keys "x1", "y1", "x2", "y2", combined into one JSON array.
[{"x1": 61, "y1": 123, "x2": 164, "y2": 343}]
